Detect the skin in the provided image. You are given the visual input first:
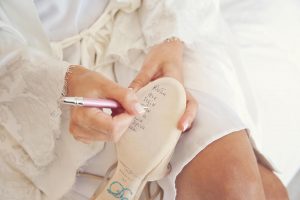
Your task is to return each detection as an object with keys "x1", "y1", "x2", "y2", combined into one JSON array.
[
  {"x1": 128, "y1": 40, "x2": 198, "y2": 132},
  {"x1": 67, "y1": 40, "x2": 197, "y2": 143},
  {"x1": 67, "y1": 66, "x2": 142, "y2": 143},
  {"x1": 67, "y1": 40, "x2": 288, "y2": 199},
  {"x1": 175, "y1": 130, "x2": 289, "y2": 200}
]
